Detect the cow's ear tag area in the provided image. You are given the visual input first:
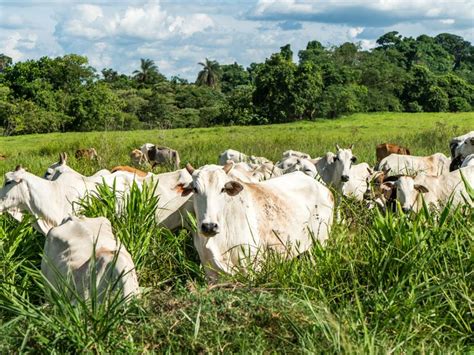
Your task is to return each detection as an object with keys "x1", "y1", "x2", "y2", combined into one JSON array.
[
  {"x1": 176, "y1": 183, "x2": 194, "y2": 196},
  {"x1": 224, "y1": 181, "x2": 243, "y2": 196}
]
